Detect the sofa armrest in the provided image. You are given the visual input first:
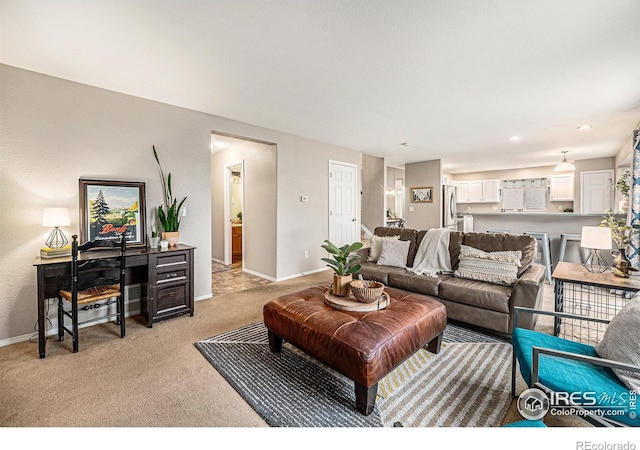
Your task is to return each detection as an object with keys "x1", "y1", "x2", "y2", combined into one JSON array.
[{"x1": 509, "y1": 263, "x2": 546, "y2": 330}]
